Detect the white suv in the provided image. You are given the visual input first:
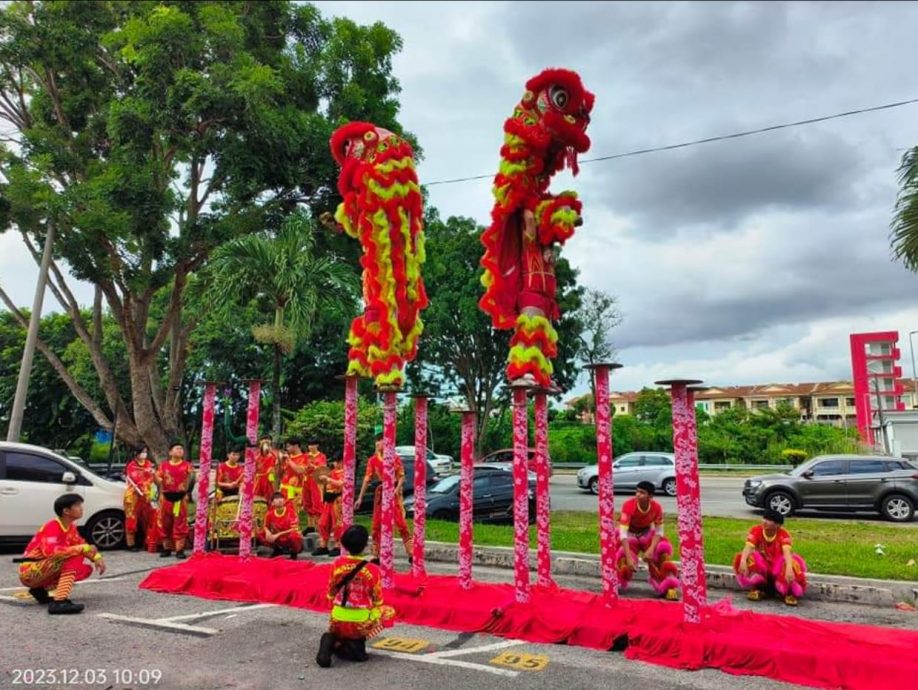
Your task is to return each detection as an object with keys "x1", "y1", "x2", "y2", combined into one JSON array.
[
  {"x1": 0, "y1": 442, "x2": 127, "y2": 549},
  {"x1": 577, "y1": 452, "x2": 677, "y2": 497}
]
